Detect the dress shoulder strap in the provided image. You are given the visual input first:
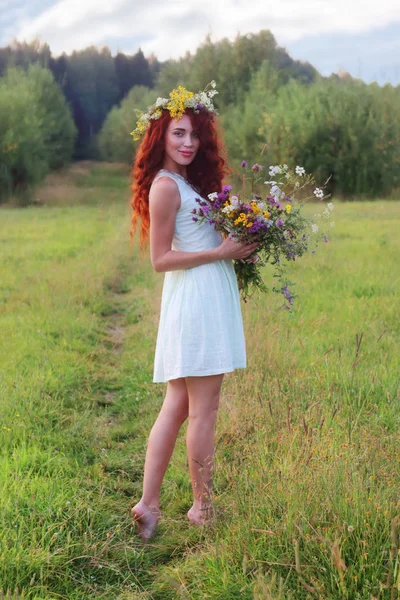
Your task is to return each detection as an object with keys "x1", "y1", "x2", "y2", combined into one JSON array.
[
  {"x1": 152, "y1": 169, "x2": 200, "y2": 194},
  {"x1": 152, "y1": 169, "x2": 181, "y2": 187}
]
